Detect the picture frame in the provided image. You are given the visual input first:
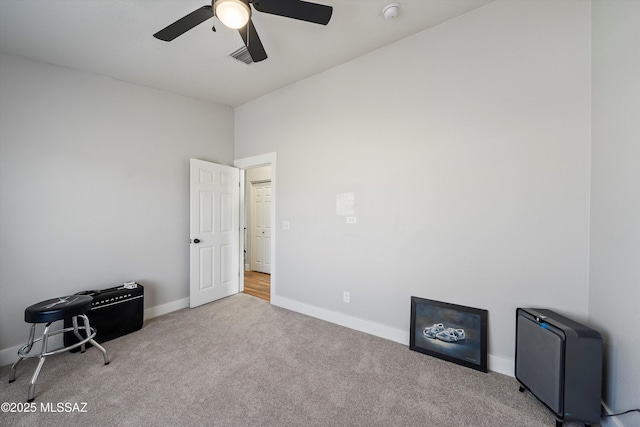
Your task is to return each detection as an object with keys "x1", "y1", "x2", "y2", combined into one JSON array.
[{"x1": 410, "y1": 296, "x2": 488, "y2": 373}]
